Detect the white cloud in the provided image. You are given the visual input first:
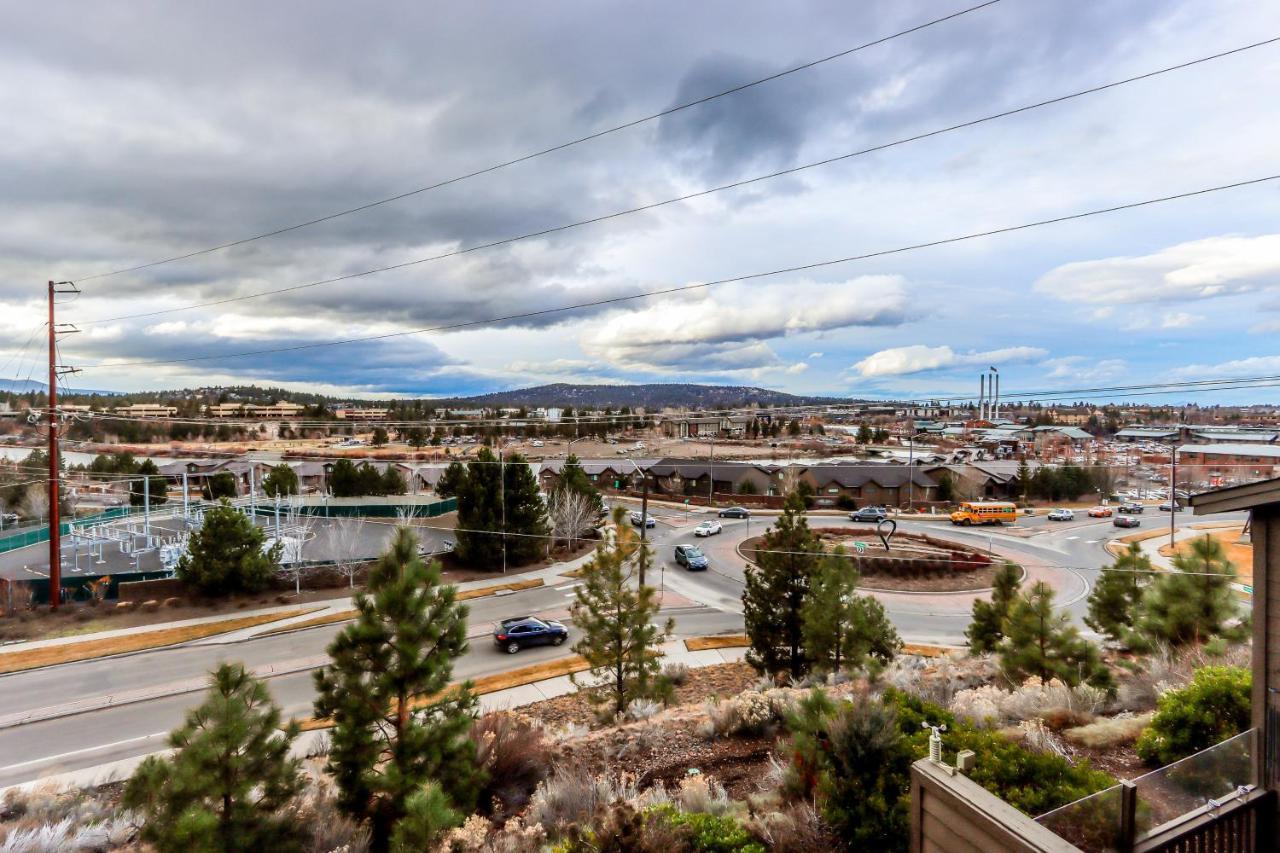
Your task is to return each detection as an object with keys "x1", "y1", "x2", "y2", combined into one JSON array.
[
  {"x1": 581, "y1": 276, "x2": 908, "y2": 372},
  {"x1": 1161, "y1": 311, "x2": 1196, "y2": 329},
  {"x1": 1171, "y1": 355, "x2": 1280, "y2": 379},
  {"x1": 809, "y1": 351, "x2": 824, "y2": 359},
  {"x1": 1034, "y1": 235, "x2": 1280, "y2": 305},
  {"x1": 1043, "y1": 355, "x2": 1127, "y2": 382},
  {"x1": 145, "y1": 320, "x2": 190, "y2": 336},
  {"x1": 851, "y1": 344, "x2": 1047, "y2": 378}
]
